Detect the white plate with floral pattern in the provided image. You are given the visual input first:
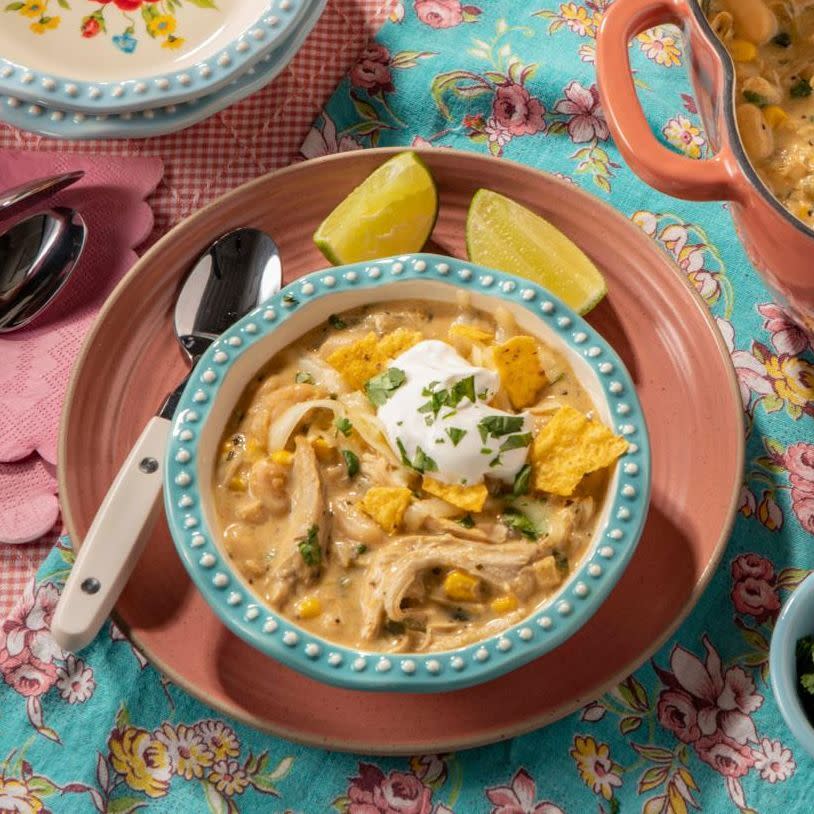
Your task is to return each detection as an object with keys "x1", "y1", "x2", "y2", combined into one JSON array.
[{"x1": 0, "y1": 0, "x2": 310, "y2": 113}]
